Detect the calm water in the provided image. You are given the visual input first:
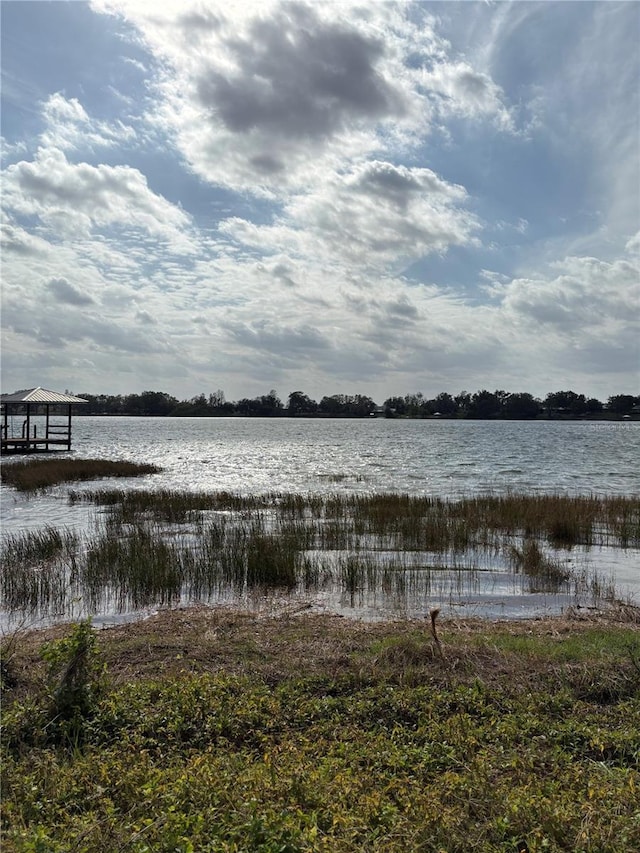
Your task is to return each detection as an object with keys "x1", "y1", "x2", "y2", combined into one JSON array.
[{"x1": 1, "y1": 417, "x2": 639, "y2": 622}]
